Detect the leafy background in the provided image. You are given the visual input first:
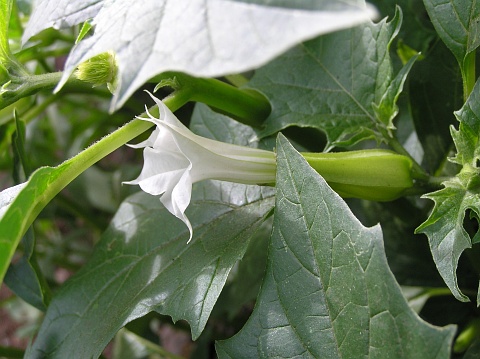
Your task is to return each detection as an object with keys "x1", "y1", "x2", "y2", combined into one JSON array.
[{"x1": 2, "y1": 0, "x2": 480, "y2": 358}]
